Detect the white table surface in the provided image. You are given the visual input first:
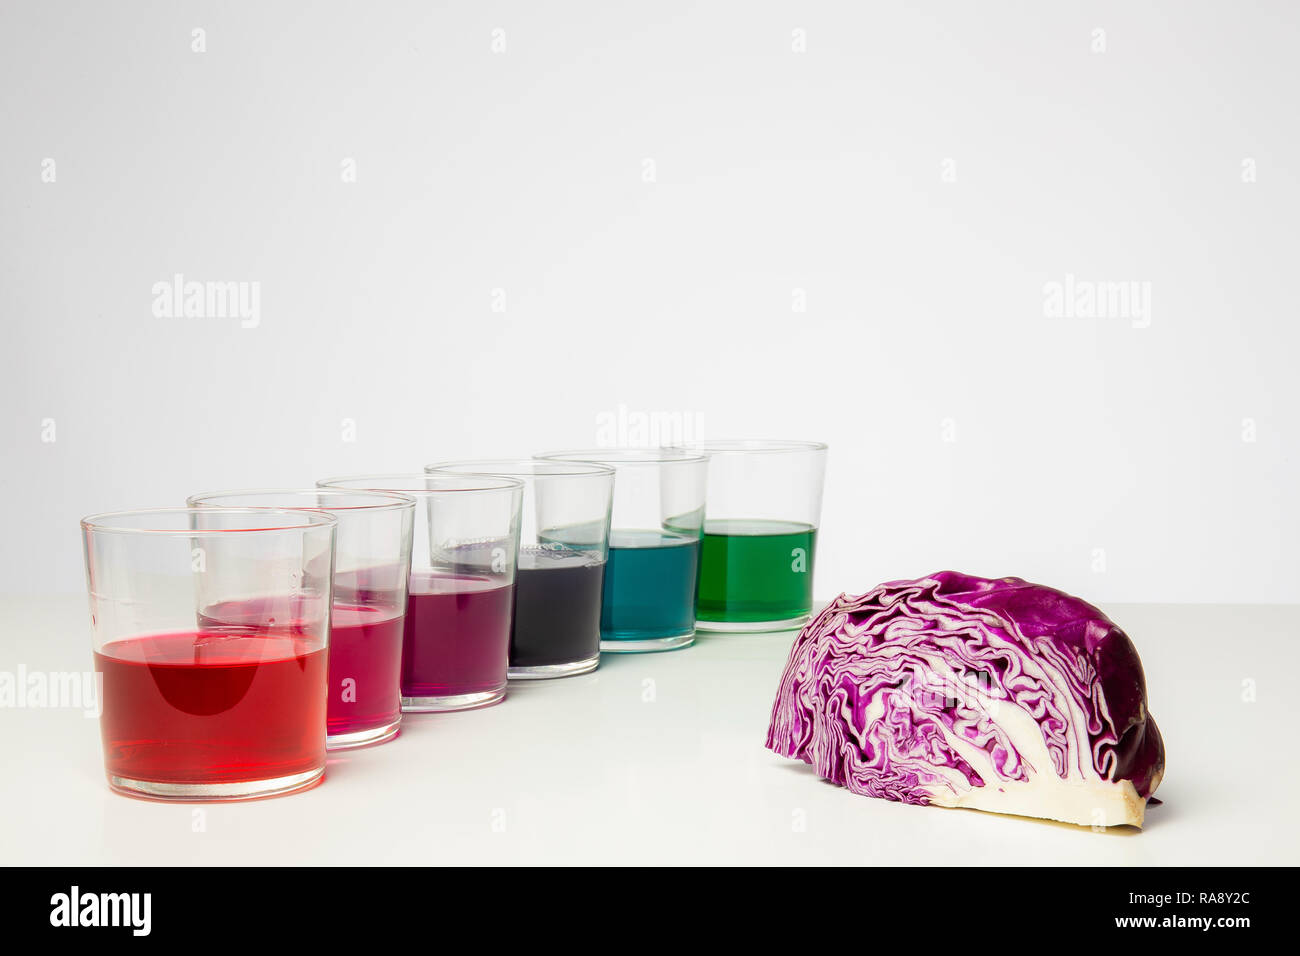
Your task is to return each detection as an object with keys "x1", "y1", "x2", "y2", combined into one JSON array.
[{"x1": 1, "y1": 595, "x2": 1295, "y2": 866}]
